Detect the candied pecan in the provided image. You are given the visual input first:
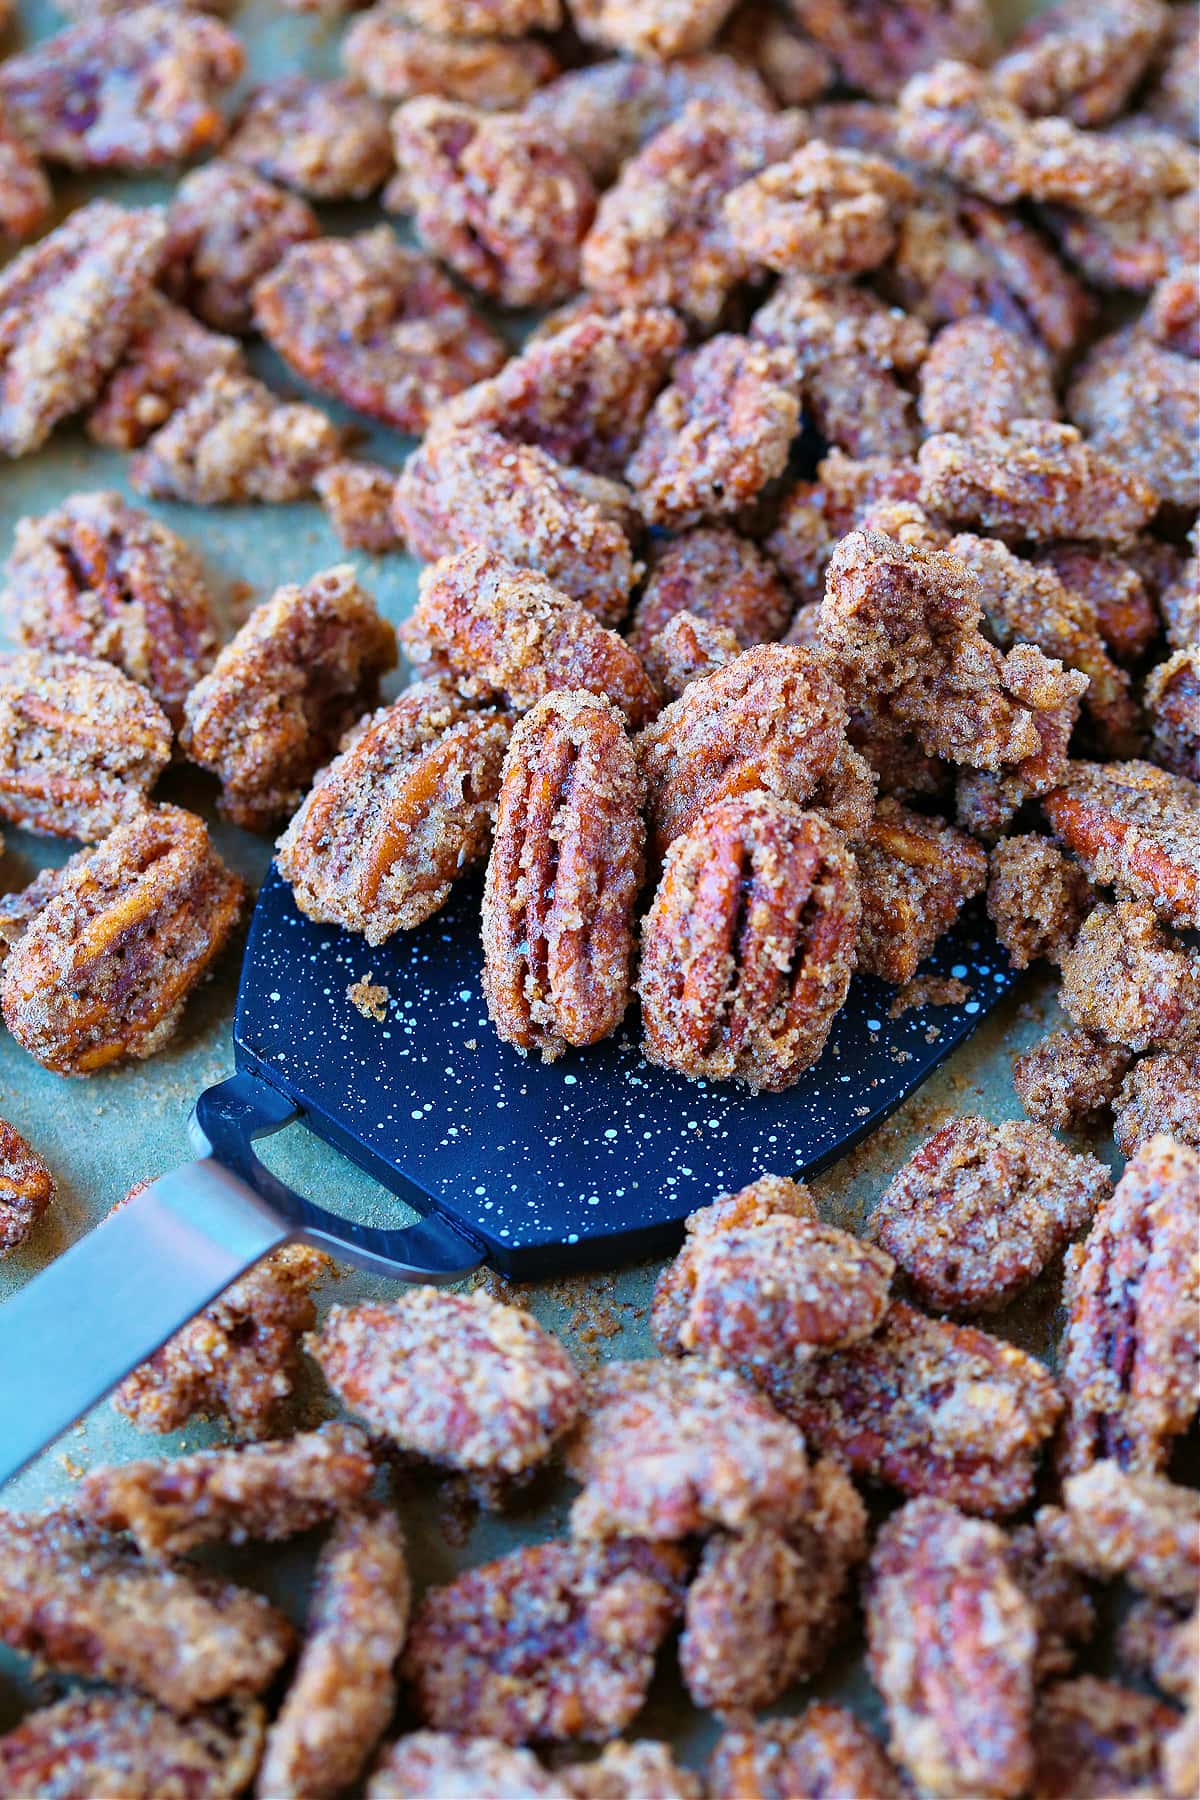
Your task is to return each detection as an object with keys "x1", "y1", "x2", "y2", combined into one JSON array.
[
  {"x1": 114, "y1": 1241, "x2": 331, "y2": 1437},
  {"x1": 791, "y1": 0, "x2": 995, "y2": 100},
  {"x1": 394, "y1": 431, "x2": 639, "y2": 627},
  {"x1": 642, "y1": 612, "x2": 741, "y2": 698},
  {"x1": 1044, "y1": 759, "x2": 1200, "y2": 931},
  {"x1": 0, "y1": 6, "x2": 243, "y2": 169},
  {"x1": 563, "y1": 1740, "x2": 702, "y2": 1799},
  {"x1": 1114, "y1": 1050, "x2": 1200, "y2": 1156},
  {"x1": 259, "y1": 1505, "x2": 410, "y2": 1800},
  {"x1": 131, "y1": 370, "x2": 342, "y2": 506},
  {"x1": 397, "y1": 0, "x2": 560, "y2": 33},
  {"x1": 0, "y1": 100, "x2": 50, "y2": 240},
  {"x1": 228, "y1": 76, "x2": 391, "y2": 199},
  {"x1": 1144, "y1": 0, "x2": 1200, "y2": 139},
  {"x1": 344, "y1": 9, "x2": 557, "y2": 109},
  {"x1": 1146, "y1": 648, "x2": 1200, "y2": 781},
  {"x1": 626, "y1": 335, "x2": 799, "y2": 529},
  {"x1": 481, "y1": 691, "x2": 644, "y2": 1060},
  {"x1": 638, "y1": 792, "x2": 860, "y2": 1089},
  {"x1": 854, "y1": 799, "x2": 987, "y2": 985},
  {"x1": 1039, "y1": 1460, "x2": 1199, "y2": 1602},
  {"x1": 566, "y1": 1356, "x2": 809, "y2": 1540},
  {"x1": 679, "y1": 1456, "x2": 867, "y2": 1712},
  {"x1": 400, "y1": 550, "x2": 657, "y2": 727},
  {"x1": 254, "y1": 230, "x2": 505, "y2": 436},
  {"x1": 438, "y1": 307, "x2": 685, "y2": 479},
  {"x1": 163, "y1": 159, "x2": 319, "y2": 335},
  {"x1": 918, "y1": 317, "x2": 1056, "y2": 437},
  {"x1": 868, "y1": 1115, "x2": 1111, "y2": 1313},
  {"x1": 182, "y1": 565, "x2": 396, "y2": 831},
  {"x1": 369, "y1": 1734, "x2": 570, "y2": 1799},
  {"x1": 0, "y1": 200, "x2": 166, "y2": 459},
  {"x1": 0, "y1": 650, "x2": 171, "y2": 842},
  {"x1": 896, "y1": 59, "x2": 1193, "y2": 214},
  {"x1": 1037, "y1": 542, "x2": 1160, "y2": 665},
  {"x1": 629, "y1": 528, "x2": 792, "y2": 658},
  {"x1": 581, "y1": 103, "x2": 807, "y2": 327},
  {"x1": 1, "y1": 804, "x2": 244, "y2": 1075},
  {"x1": 5, "y1": 491, "x2": 220, "y2": 727},
  {"x1": 569, "y1": 0, "x2": 737, "y2": 58},
  {"x1": 1057, "y1": 1134, "x2": 1199, "y2": 1475},
  {"x1": 310, "y1": 1287, "x2": 581, "y2": 1485},
  {"x1": 1005, "y1": 1523, "x2": 1096, "y2": 1682},
  {"x1": 986, "y1": 836, "x2": 1094, "y2": 974},
  {"x1": 993, "y1": 0, "x2": 1170, "y2": 125},
  {"x1": 1033, "y1": 1677, "x2": 1178, "y2": 1798},
  {"x1": 0, "y1": 1693, "x2": 264, "y2": 1800},
  {"x1": 74, "y1": 1423, "x2": 374, "y2": 1560},
  {"x1": 0, "y1": 1117, "x2": 54, "y2": 1259},
  {"x1": 403, "y1": 1538, "x2": 686, "y2": 1743},
  {"x1": 390, "y1": 99, "x2": 594, "y2": 308},
  {"x1": 761, "y1": 1298, "x2": 1063, "y2": 1515},
  {"x1": 277, "y1": 679, "x2": 508, "y2": 942},
  {"x1": 314, "y1": 460, "x2": 403, "y2": 555},
  {"x1": 1060, "y1": 900, "x2": 1200, "y2": 1052},
  {"x1": 87, "y1": 294, "x2": 244, "y2": 453},
  {"x1": 866, "y1": 1497, "x2": 1036, "y2": 1800},
  {"x1": 726, "y1": 143, "x2": 915, "y2": 277},
  {"x1": 919, "y1": 420, "x2": 1157, "y2": 543},
  {"x1": 0, "y1": 1510, "x2": 293, "y2": 1711},
  {"x1": 1067, "y1": 326, "x2": 1198, "y2": 514},
  {"x1": 1014, "y1": 1028, "x2": 1131, "y2": 1132},
  {"x1": 710, "y1": 1706, "x2": 905, "y2": 1800}
]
